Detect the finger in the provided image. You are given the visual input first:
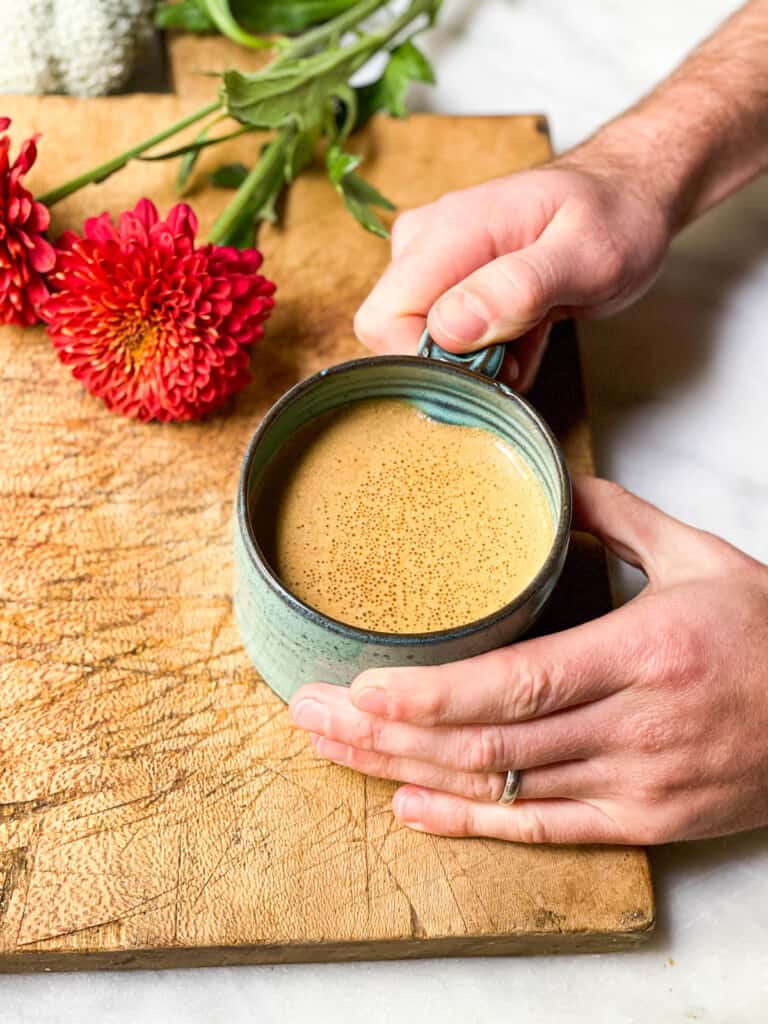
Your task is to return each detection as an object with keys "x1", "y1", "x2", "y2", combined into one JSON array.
[
  {"x1": 290, "y1": 683, "x2": 605, "y2": 772},
  {"x1": 392, "y1": 787, "x2": 626, "y2": 844},
  {"x1": 498, "y1": 351, "x2": 521, "y2": 387},
  {"x1": 348, "y1": 612, "x2": 631, "y2": 727},
  {"x1": 310, "y1": 733, "x2": 505, "y2": 802},
  {"x1": 424, "y1": 239, "x2": 561, "y2": 351},
  {"x1": 425, "y1": 222, "x2": 608, "y2": 353},
  {"x1": 507, "y1": 320, "x2": 551, "y2": 393},
  {"x1": 354, "y1": 208, "x2": 499, "y2": 355},
  {"x1": 311, "y1": 734, "x2": 605, "y2": 802},
  {"x1": 572, "y1": 475, "x2": 717, "y2": 581},
  {"x1": 517, "y1": 759, "x2": 607, "y2": 800}
]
